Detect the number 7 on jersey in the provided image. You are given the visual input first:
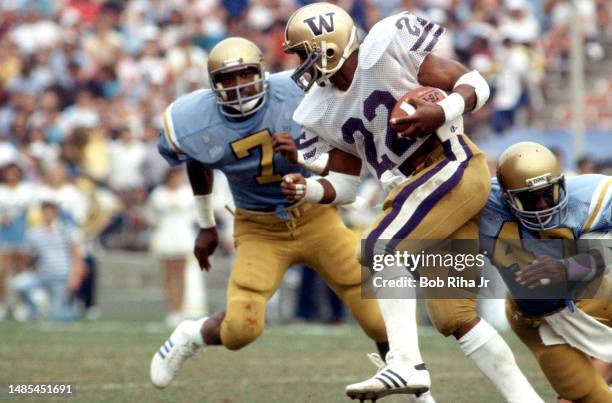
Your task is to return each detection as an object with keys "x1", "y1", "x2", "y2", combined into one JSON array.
[{"x1": 230, "y1": 129, "x2": 283, "y2": 185}]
